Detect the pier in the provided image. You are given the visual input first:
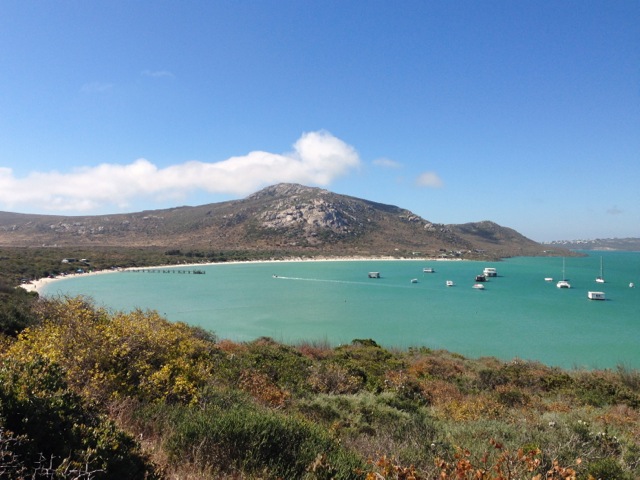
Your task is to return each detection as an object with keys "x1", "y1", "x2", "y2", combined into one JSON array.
[{"x1": 129, "y1": 268, "x2": 206, "y2": 275}]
